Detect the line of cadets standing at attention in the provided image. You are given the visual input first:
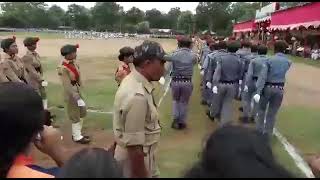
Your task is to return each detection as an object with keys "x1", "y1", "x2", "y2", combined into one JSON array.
[{"x1": 197, "y1": 35, "x2": 291, "y2": 142}]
